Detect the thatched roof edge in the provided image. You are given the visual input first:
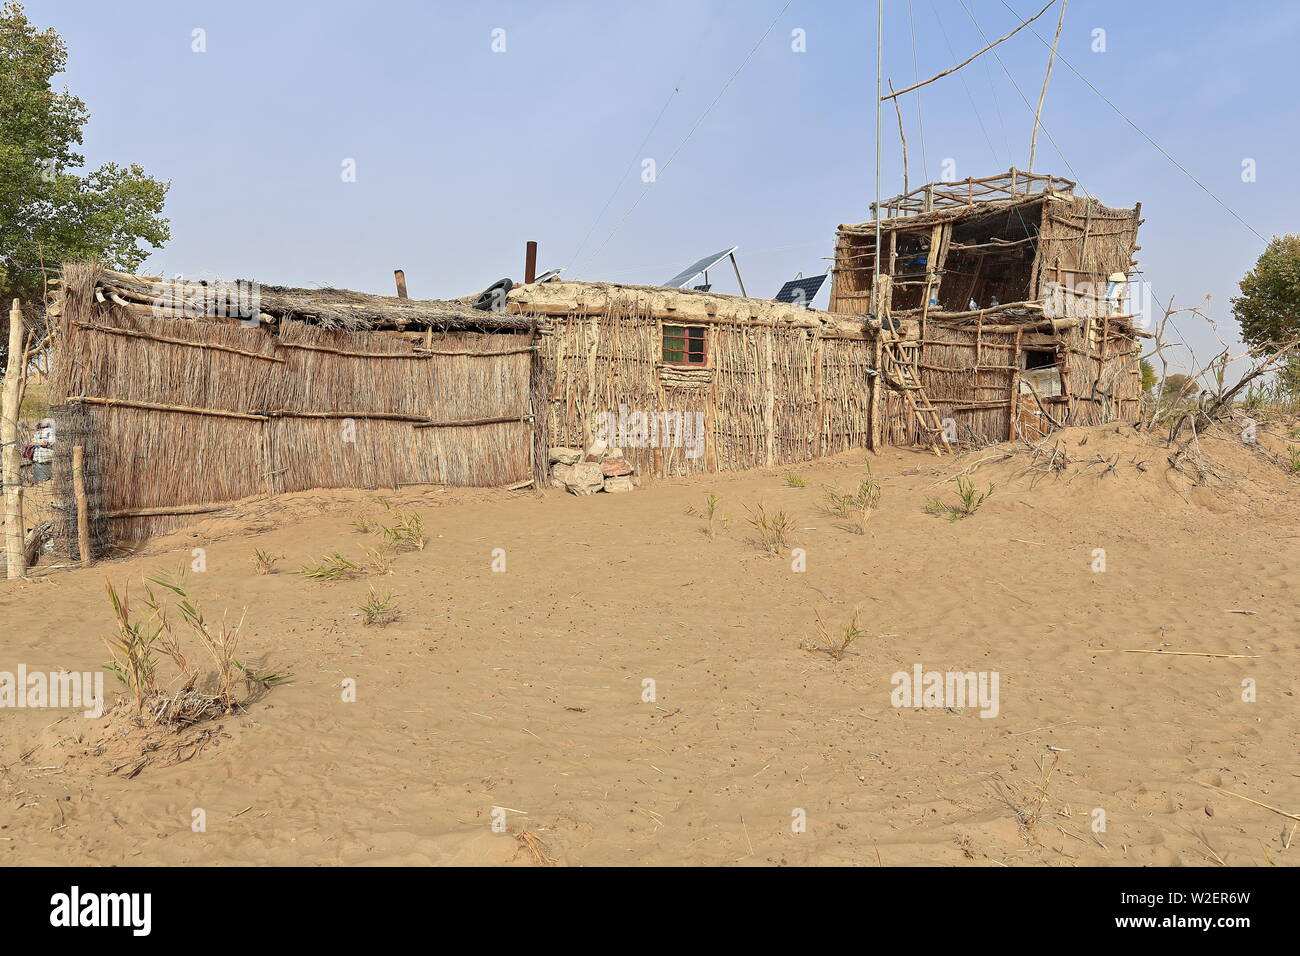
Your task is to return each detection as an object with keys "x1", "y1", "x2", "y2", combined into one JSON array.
[{"x1": 63, "y1": 265, "x2": 537, "y2": 332}]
